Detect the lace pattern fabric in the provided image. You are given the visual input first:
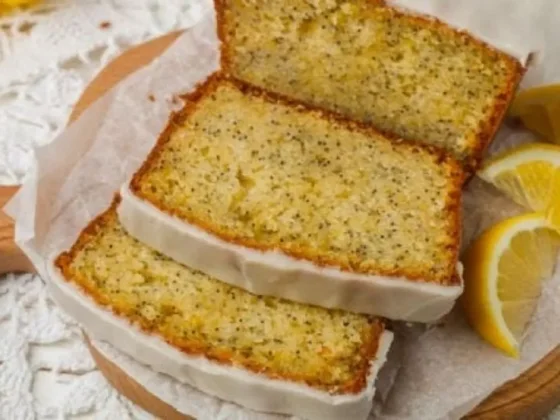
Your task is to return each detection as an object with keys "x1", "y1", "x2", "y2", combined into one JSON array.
[
  {"x1": 0, "y1": 273, "x2": 154, "y2": 419},
  {"x1": 0, "y1": 1, "x2": 201, "y2": 418}
]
